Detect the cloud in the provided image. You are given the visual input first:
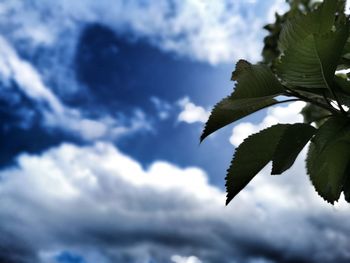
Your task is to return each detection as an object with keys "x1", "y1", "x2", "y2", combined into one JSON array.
[
  {"x1": 178, "y1": 97, "x2": 210, "y2": 124},
  {"x1": 0, "y1": 0, "x2": 289, "y2": 141},
  {"x1": 0, "y1": 142, "x2": 350, "y2": 263},
  {"x1": 150, "y1": 97, "x2": 173, "y2": 120},
  {"x1": 0, "y1": 0, "x2": 288, "y2": 65},
  {"x1": 230, "y1": 101, "x2": 306, "y2": 147},
  {"x1": 0, "y1": 34, "x2": 152, "y2": 141},
  {"x1": 171, "y1": 255, "x2": 202, "y2": 263}
]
